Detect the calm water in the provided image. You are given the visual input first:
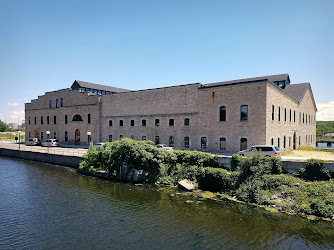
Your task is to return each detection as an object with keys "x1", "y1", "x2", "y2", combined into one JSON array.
[
  {"x1": 1, "y1": 157, "x2": 334, "y2": 249},
  {"x1": 317, "y1": 142, "x2": 334, "y2": 150}
]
